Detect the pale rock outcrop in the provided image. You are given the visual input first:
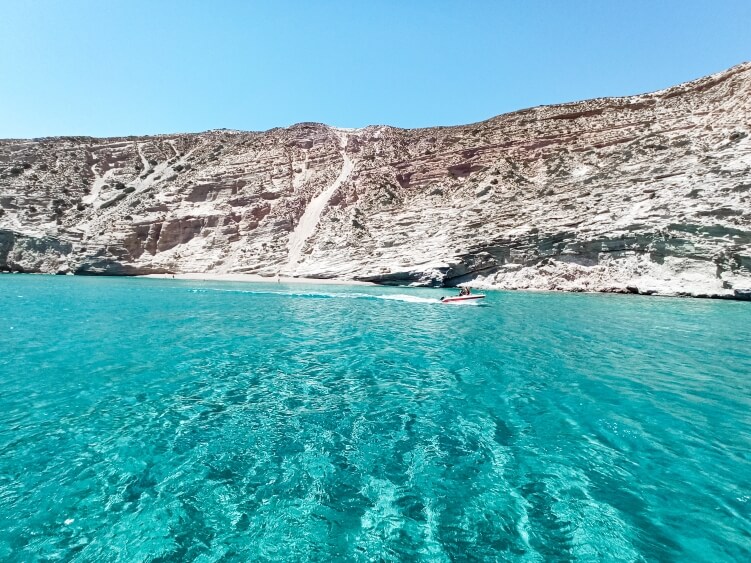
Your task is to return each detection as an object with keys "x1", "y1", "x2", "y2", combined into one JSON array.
[{"x1": 1, "y1": 63, "x2": 750, "y2": 298}]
